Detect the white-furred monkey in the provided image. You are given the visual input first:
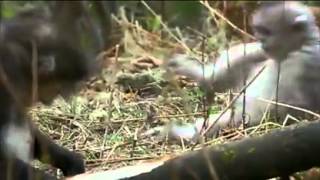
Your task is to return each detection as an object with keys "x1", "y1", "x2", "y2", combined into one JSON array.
[
  {"x1": 0, "y1": 6, "x2": 98, "y2": 180},
  {"x1": 166, "y1": 1, "x2": 320, "y2": 139}
]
